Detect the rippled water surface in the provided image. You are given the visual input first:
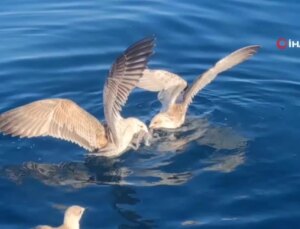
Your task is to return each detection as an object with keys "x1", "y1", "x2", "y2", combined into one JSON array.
[{"x1": 0, "y1": 0, "x2": 300, "y2": 228}]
